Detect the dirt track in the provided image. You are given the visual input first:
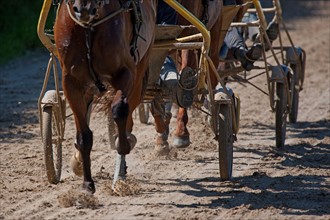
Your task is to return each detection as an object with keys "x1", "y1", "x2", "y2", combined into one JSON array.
[{"x1": 0, "y1": 1, "x2": 329, "y2": 219}]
